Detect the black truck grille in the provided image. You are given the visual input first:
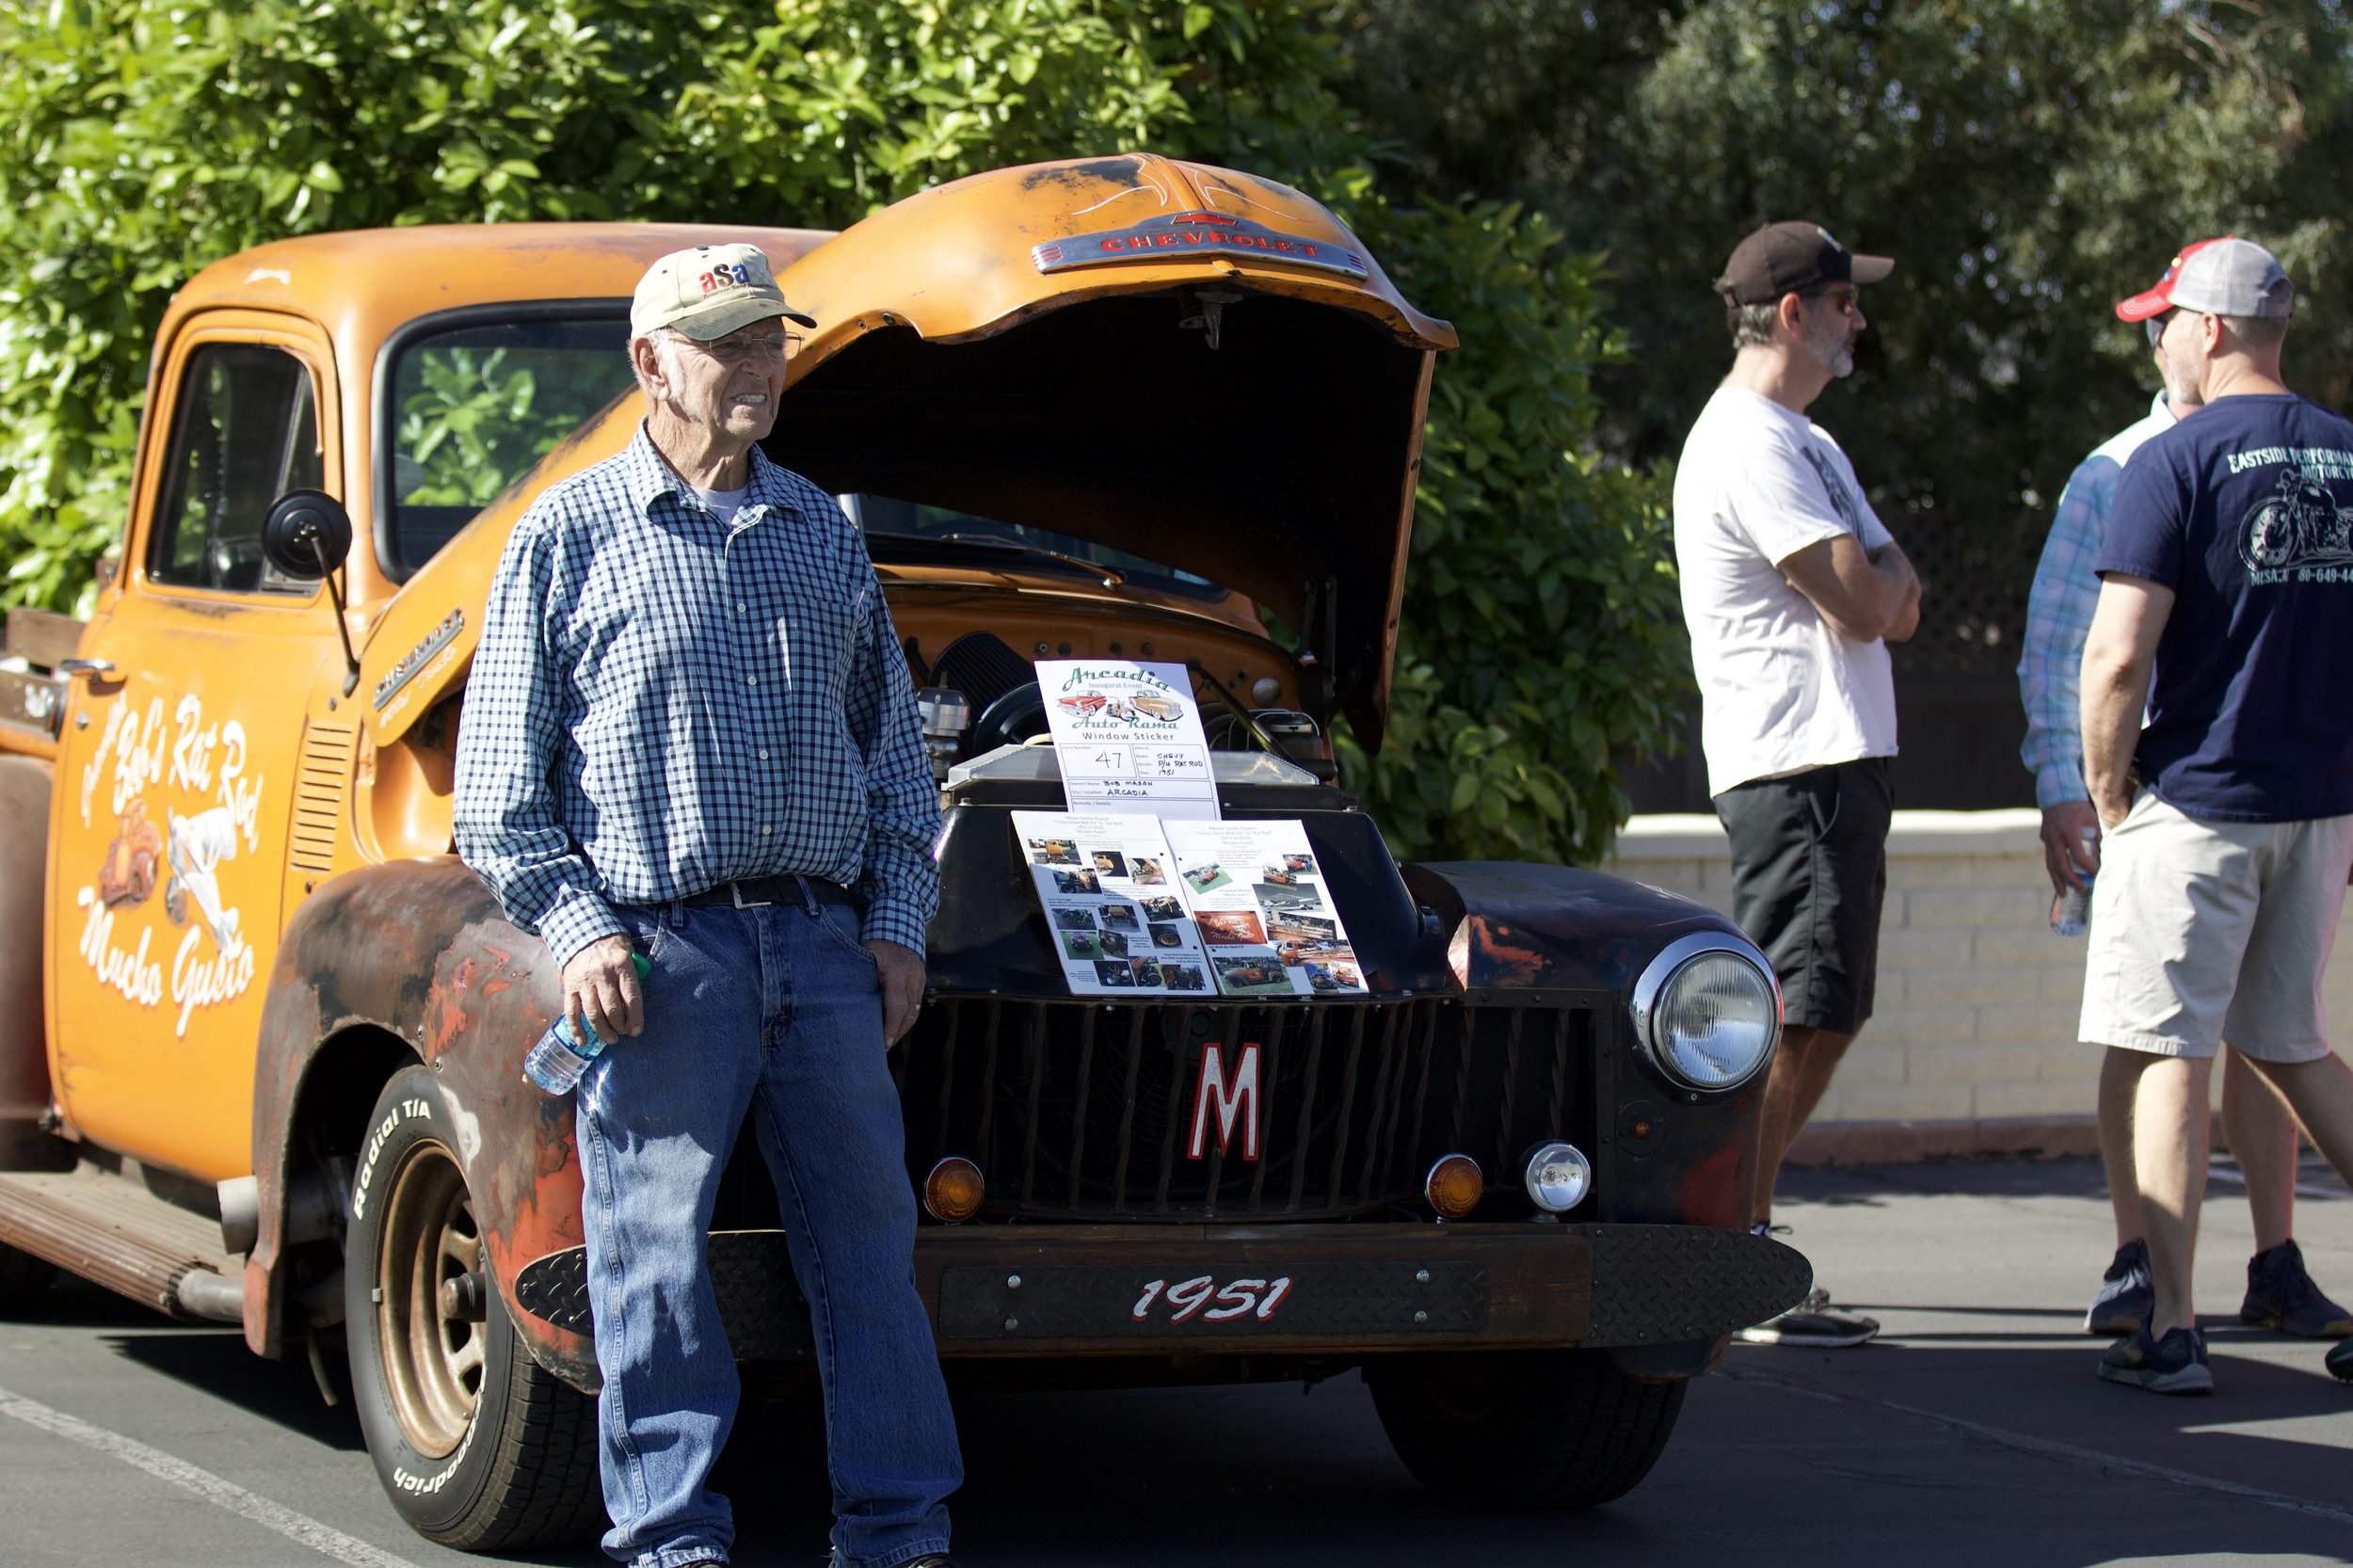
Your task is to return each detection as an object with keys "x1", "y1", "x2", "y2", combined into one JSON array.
[{"x1": 895, "y1": 998, "x2": 1598, "y2": 1221}]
